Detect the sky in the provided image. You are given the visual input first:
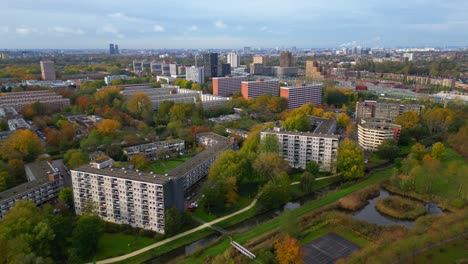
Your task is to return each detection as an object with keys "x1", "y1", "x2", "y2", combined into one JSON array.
[{"x1": 0, "y1": 0, "x2": 467, "y2": 49}]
